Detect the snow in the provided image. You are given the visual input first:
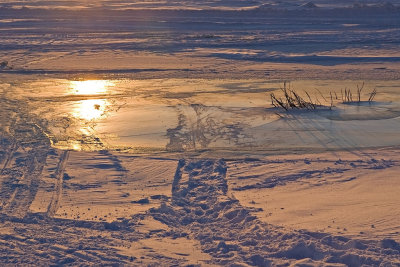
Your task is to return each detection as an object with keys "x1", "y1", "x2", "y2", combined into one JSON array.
[
  {"x1": 228, "y1": 149, "x2": 400, "y2": 242},
  {"x1": 1, "y1": 0, "x2": 400, "y2": 265},
  {"x1": 1, "y1": 3, "x2": 400, "y2": 80}
]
